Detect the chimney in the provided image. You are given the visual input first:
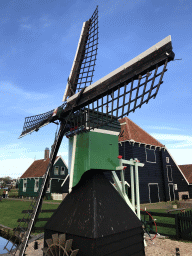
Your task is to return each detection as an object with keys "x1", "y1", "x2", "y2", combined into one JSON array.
[{"x1": 44, "y1": 148, "x2": 50, "y2": 160}]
